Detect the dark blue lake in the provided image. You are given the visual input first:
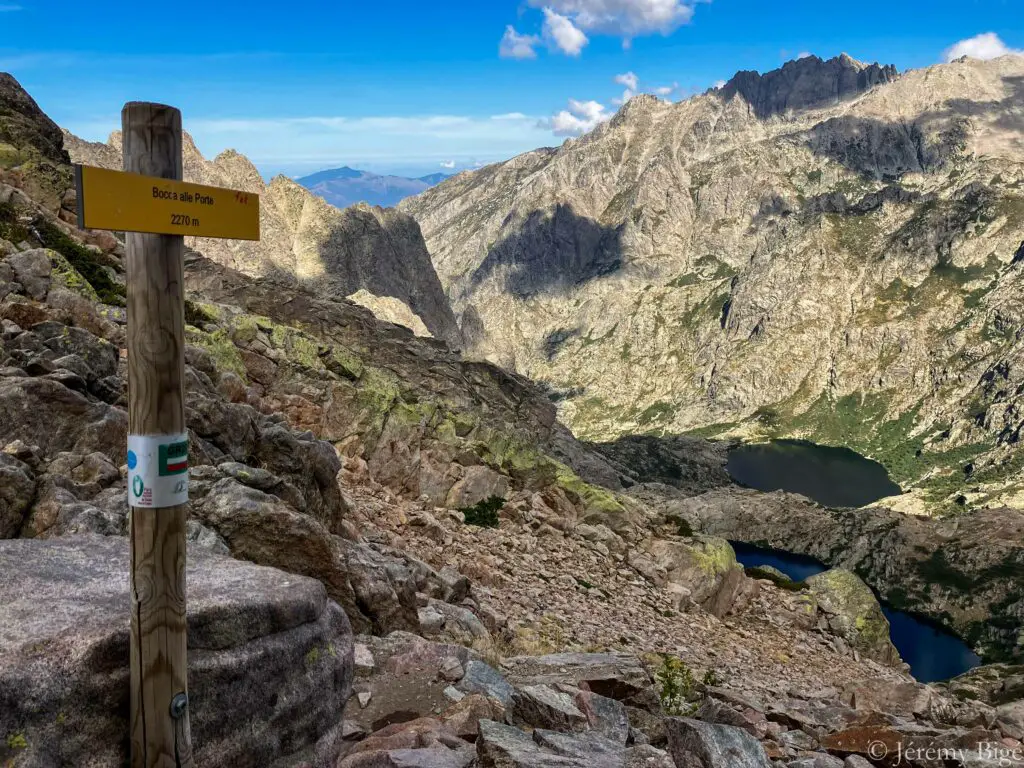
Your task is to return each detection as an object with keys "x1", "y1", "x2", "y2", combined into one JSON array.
[
  {"x1": 727, "y1": 439, "x2": 902, "y2": 508},
  {"x1": 731, "y1": 542, "x2": 982, "y2": 683}
]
